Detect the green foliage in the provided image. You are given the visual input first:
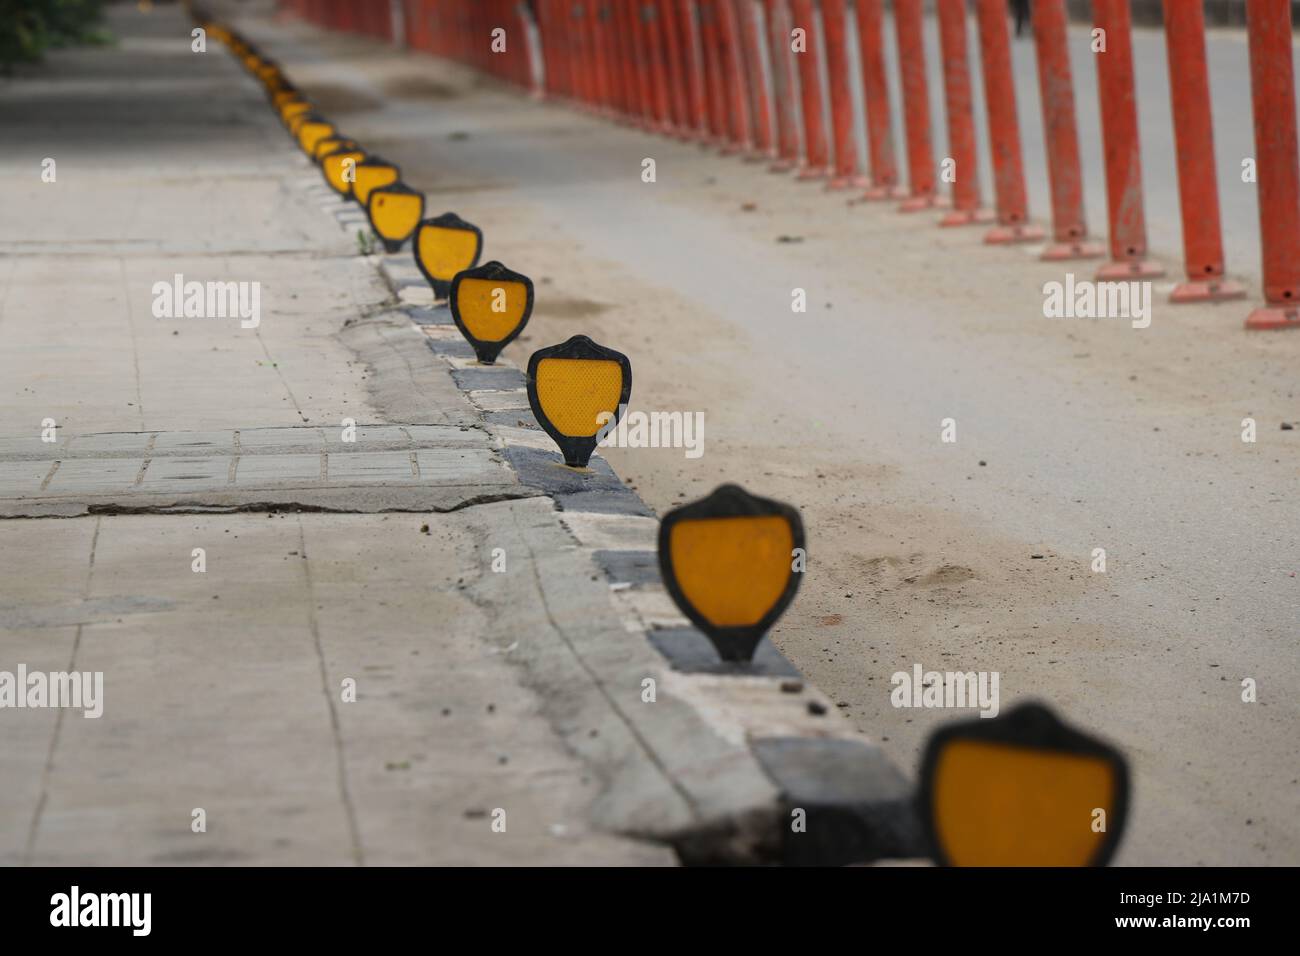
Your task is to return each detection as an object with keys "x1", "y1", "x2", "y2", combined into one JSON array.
[{"x1": 0, "y1": 0, "x2": 109, "y2": 72}]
